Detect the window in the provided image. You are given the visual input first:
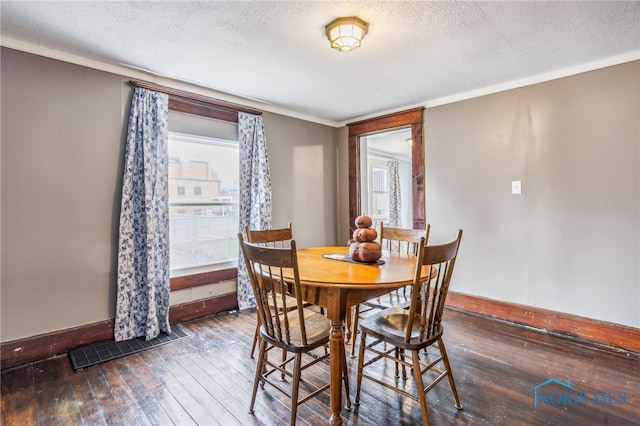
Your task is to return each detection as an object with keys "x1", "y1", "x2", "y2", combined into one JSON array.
[
  {"x1": 168, "y1": 132, "x2": 239, "y2": 273},
  {"x1": 129, "y1": 79, "x2": 261, "y2": 291},
  {"x1": 369, "y1": 163, "x2": 389, "y2": 222}
]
